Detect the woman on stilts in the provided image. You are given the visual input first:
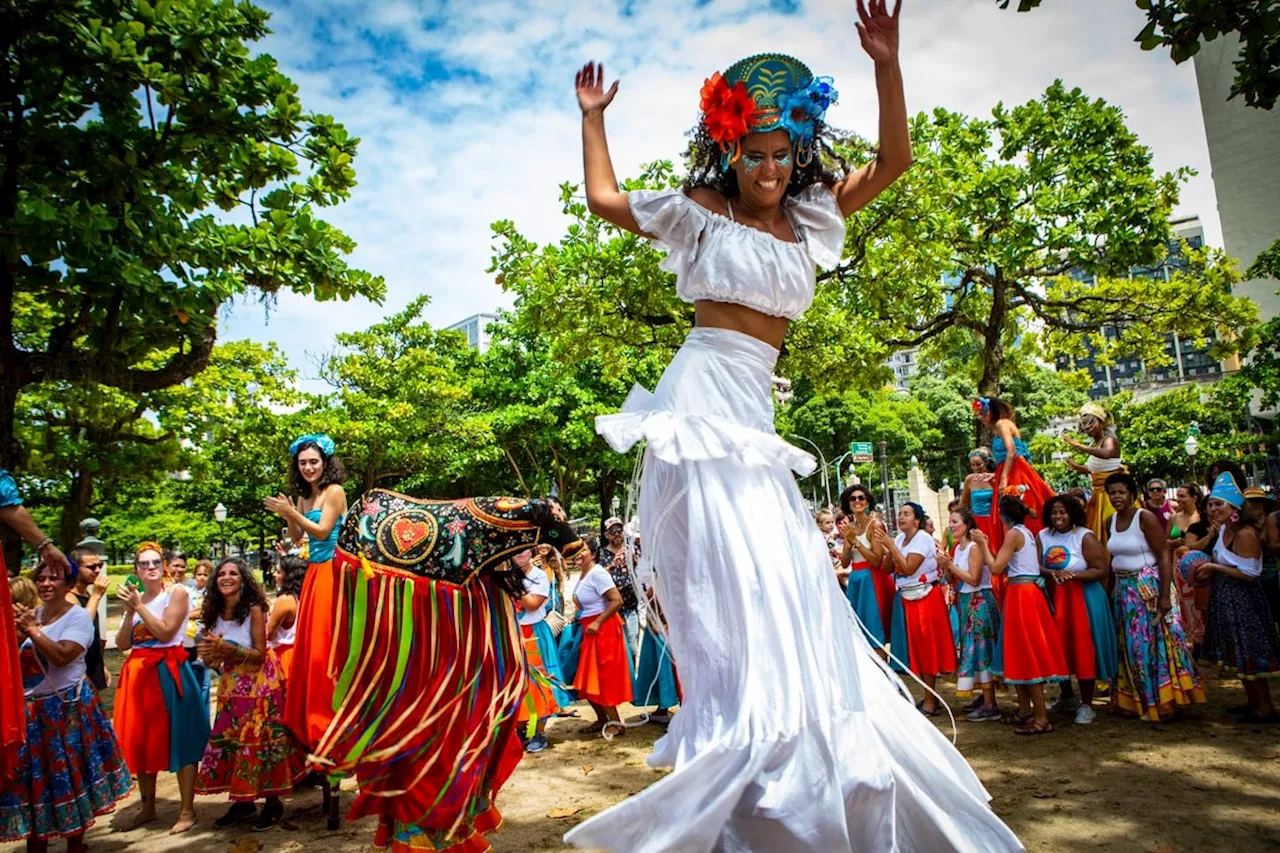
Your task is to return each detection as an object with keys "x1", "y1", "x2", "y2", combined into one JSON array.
[
  {"x1": 974, "y1": 397, "x2": 1054, "y2": 536},
  {"x1": 568, "y1": 1, "x2": 1022, "y2": 849}
]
